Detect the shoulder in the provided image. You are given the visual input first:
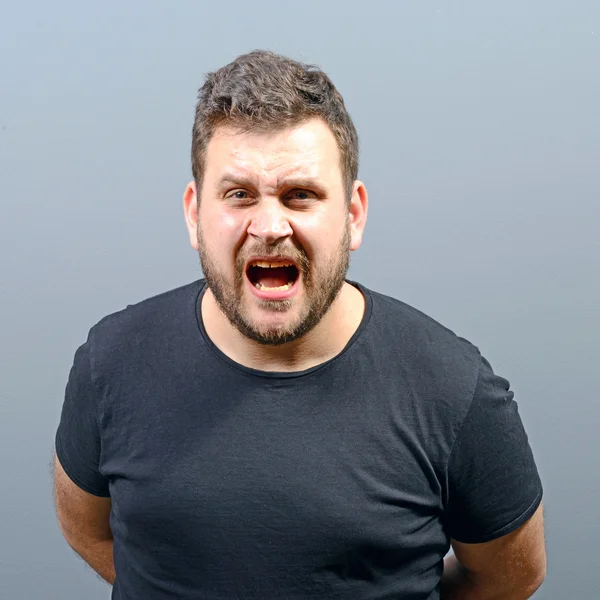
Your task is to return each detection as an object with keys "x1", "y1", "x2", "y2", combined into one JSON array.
[
  {"x1": 355, "y1": 281, "x2": 496, "y2": 430},
  {"x1": 87, "y1": 279, "x2": 205, "y2": 368},
  {"x1": 360, "y1": 282, "x2": 483, "y2": 388}
]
